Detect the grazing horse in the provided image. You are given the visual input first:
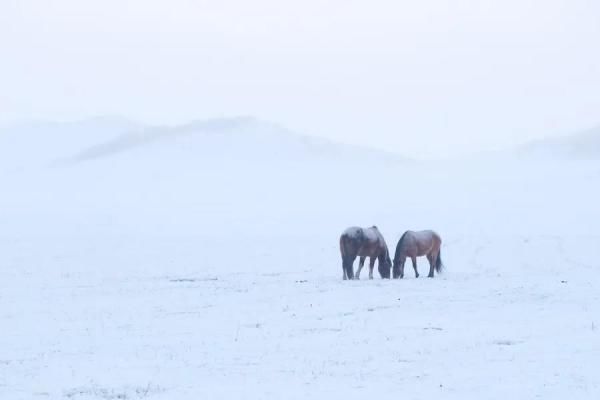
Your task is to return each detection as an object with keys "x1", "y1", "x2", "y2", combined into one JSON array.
[
  {"x1": 392, "y1": 230, "x2": 443, "y2": 279},
  {"x1": 339, "y1": 226, "x2": 392, "y2": 280}
]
